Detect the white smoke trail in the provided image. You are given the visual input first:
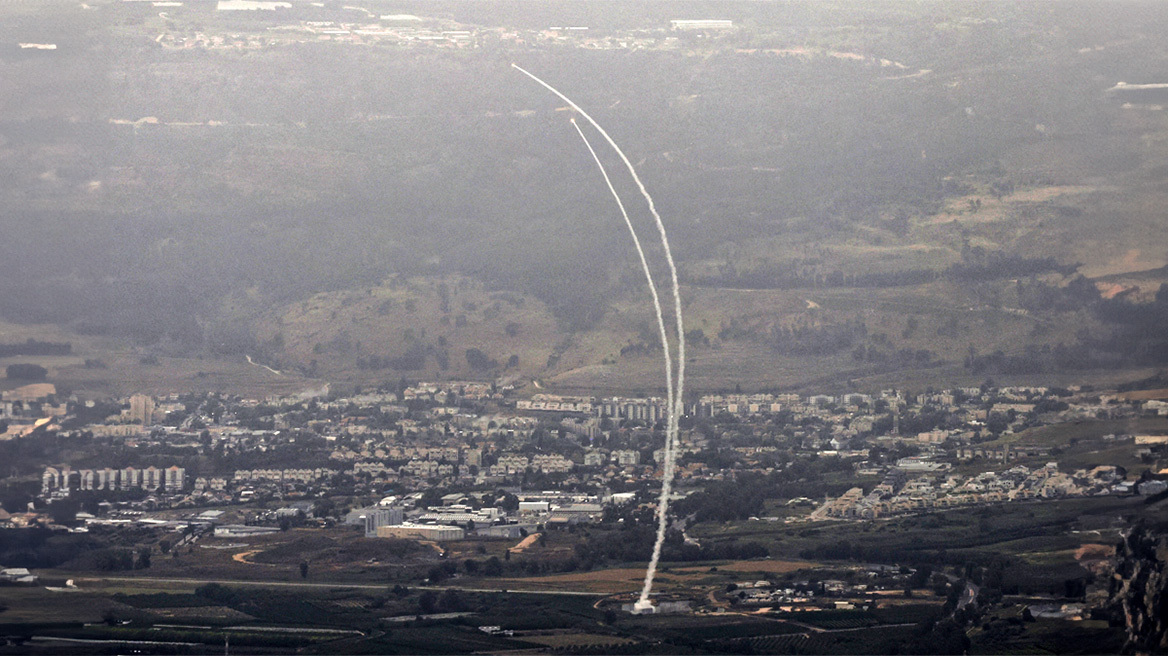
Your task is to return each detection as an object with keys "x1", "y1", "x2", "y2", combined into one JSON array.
[
  {"x1": 512, "y1": 64, "x2": 685, "y2": 608},
  {"x1": 569, "y1": 117, "x2": 674, "y2": 493},
  {"x1": 246, "y1": 354, "x2": 283, "y2": 376}
]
